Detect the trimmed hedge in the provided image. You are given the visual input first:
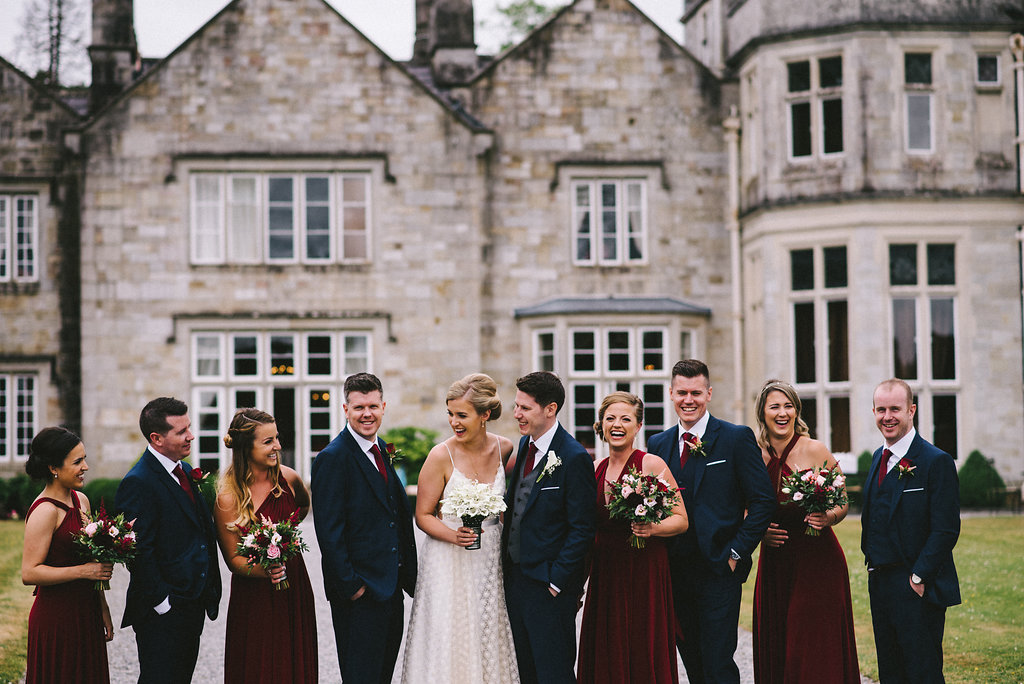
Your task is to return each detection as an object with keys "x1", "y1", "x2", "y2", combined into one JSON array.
[{"x1": 959, "y1": 450, "x2": 1006, "y2": 508}]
